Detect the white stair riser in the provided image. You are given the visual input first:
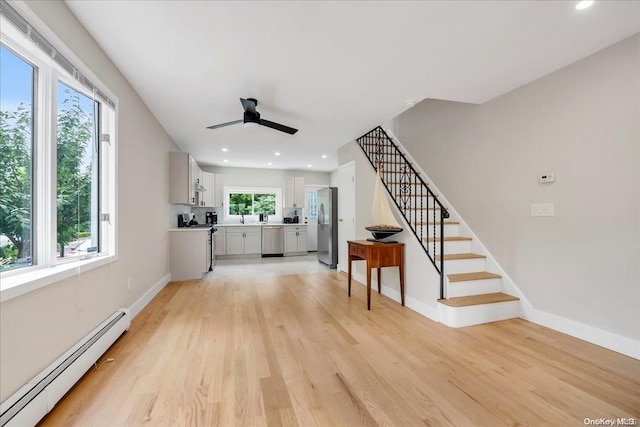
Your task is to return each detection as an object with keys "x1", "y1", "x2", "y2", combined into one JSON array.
[
  {"x1": 427, "y1": 240, "x2": 472, "y2": 254},
  {"x1": 442, "y1": 257, "x2": 487, "y2": 274},
  {"x1": 446, "y1": 278, "x2": 503, "y2": 298},
  {"x1": 416, "y1": 224, "x2": 460, "y2": 237},
  {"x1": 438, "y1": 300, "x2": 520, "y2": 328}
]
